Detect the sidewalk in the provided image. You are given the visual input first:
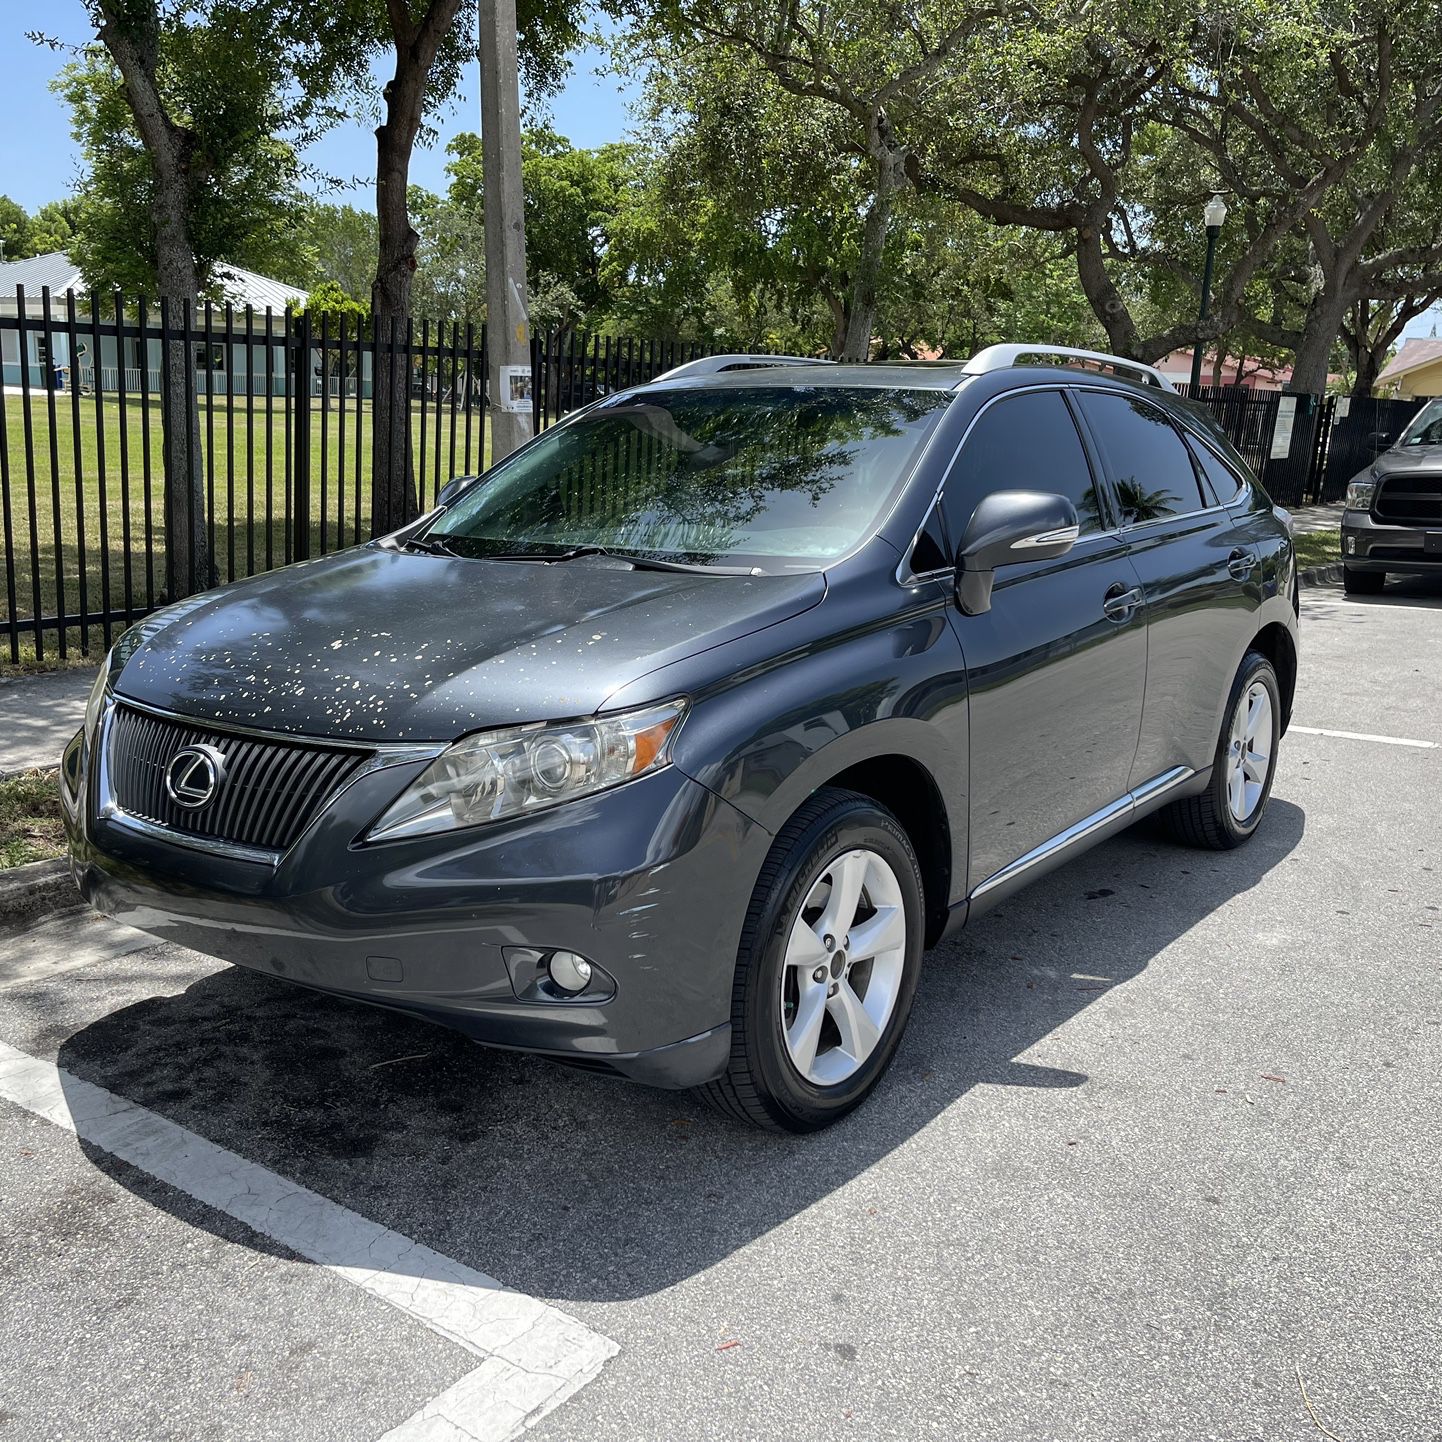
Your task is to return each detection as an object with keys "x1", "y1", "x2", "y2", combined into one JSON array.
[
  {"x1": 1287, "y1": 501, "x2": 1343, "y2": 534},
  {"x1": 0, "y1": 667, "x2": 98, "y2": 776}
]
